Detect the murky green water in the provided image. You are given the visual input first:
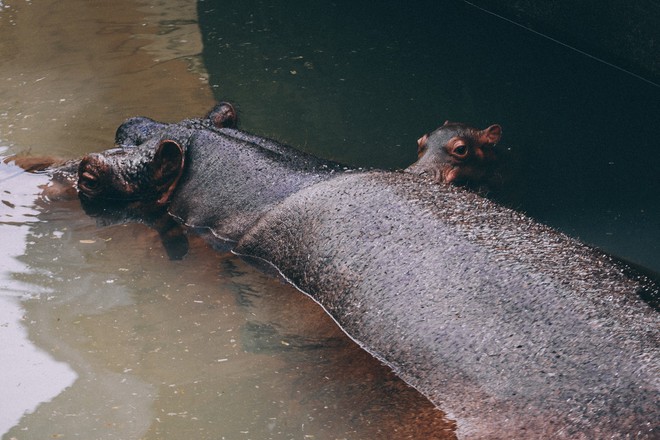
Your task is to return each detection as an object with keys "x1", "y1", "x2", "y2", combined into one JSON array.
[
  {"x1": 199, "y1": 0, "x2": 660, "y2": 272},
  {"x1": 1, "y1": 0, "x2": 658, "y2": 438}
]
